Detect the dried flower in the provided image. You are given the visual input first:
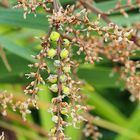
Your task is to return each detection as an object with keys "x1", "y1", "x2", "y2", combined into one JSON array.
[{"x1": 83, "y1": 123, "x2": 102, "y2": 140}]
